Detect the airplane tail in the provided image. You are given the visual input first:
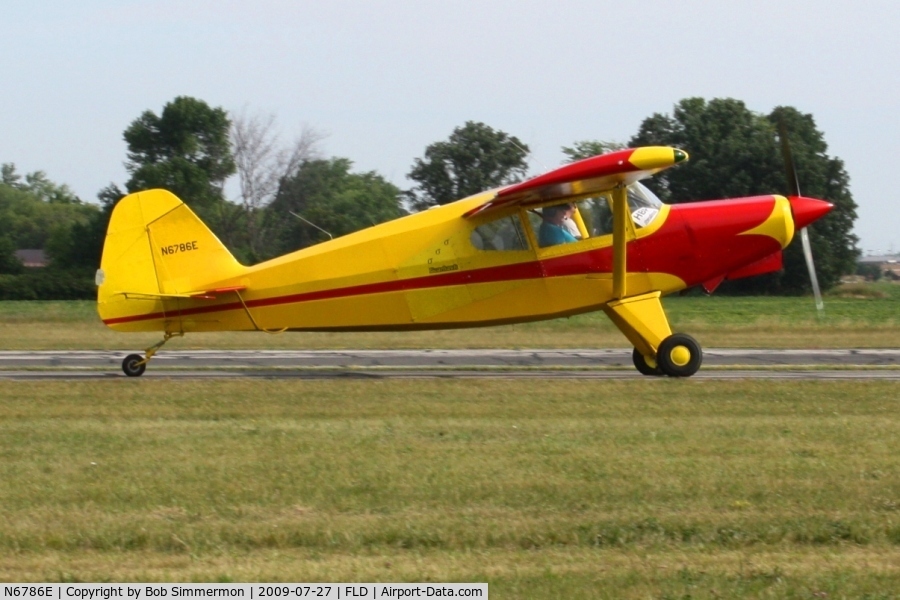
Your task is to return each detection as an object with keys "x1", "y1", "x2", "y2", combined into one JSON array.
[{"x1": 97, "y1": 189, "x2": 247, "y2": 329}]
